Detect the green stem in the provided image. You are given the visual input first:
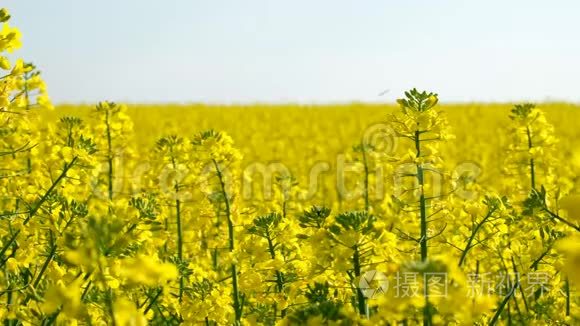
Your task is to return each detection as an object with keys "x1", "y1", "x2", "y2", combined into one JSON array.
[
  {"x1": 171, "y1": 157, "x2": 184, "y2": 302},
  {"x1": 0, "y1": 158, "x2": 77, "y2": 268},
  {"x1": 26, "y1": 157, "x2": 78, "y2": 224},
  {"x1": 353, "y1": 245, "x2": 367, "y2": 317},
  {"x1": 176, "y1": 197, "x2": 184, "y2": 301},
  {"x1": 21, "y1": 233, "x2": 56, "y2": 306},
  {"x1": 458, "y1": 208, "x2": 496, "y2": 266},
  {"x1": 511, "y1": 258, "x2": 529, "y2": 313},
  {"x1": 565, "y1": 277, "x2": 570, "y2": 316},
  {"x1": 81, "y1": 280, "x2": 92, "y2": 301},
  {"x1": 144, "y1": 288, "x2": 163, "y2": 314},
  {"x1": 107, "y1": 287, "x2": 117, "y2": 326},
  {"x1": 415, "y1": 130, "x2": 431, "y2": 326},
  {"x1": 105, "y1": 109, "x2": 114, "y2": 201},
  {"x1": 23, "y1": 72, "x2": 30, "y2": 110},
  {"x1": 361, "y1": 144, "x2": 370, "y2": 213},
  {"x1": 212, "y1": 159, "x2": 242, "y2": 324},
  {"x1": 544, "y1": 208, "x2": 580, "y2": 232},
  {"x1": 488, "y1": 280, "x2": 518, "y2": 326},
  {"x1": 415, "y1": 131, "x2": 428, "y2": 263},
  {"x1": 266, "y1": 233, "x2": 286, "y2": 318},
  {"x1": 526, "y1": 127, "x2": 536, "y2": 191},
  {"x1": 23, "y1": 72, "x2": 32, "y2": 174},
  {"x1": 33, "y1": 237, "x2": 56, "y2": 289},
  {"x1": 5, "y1": 277, "x2": 12, "y2": 326}
]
